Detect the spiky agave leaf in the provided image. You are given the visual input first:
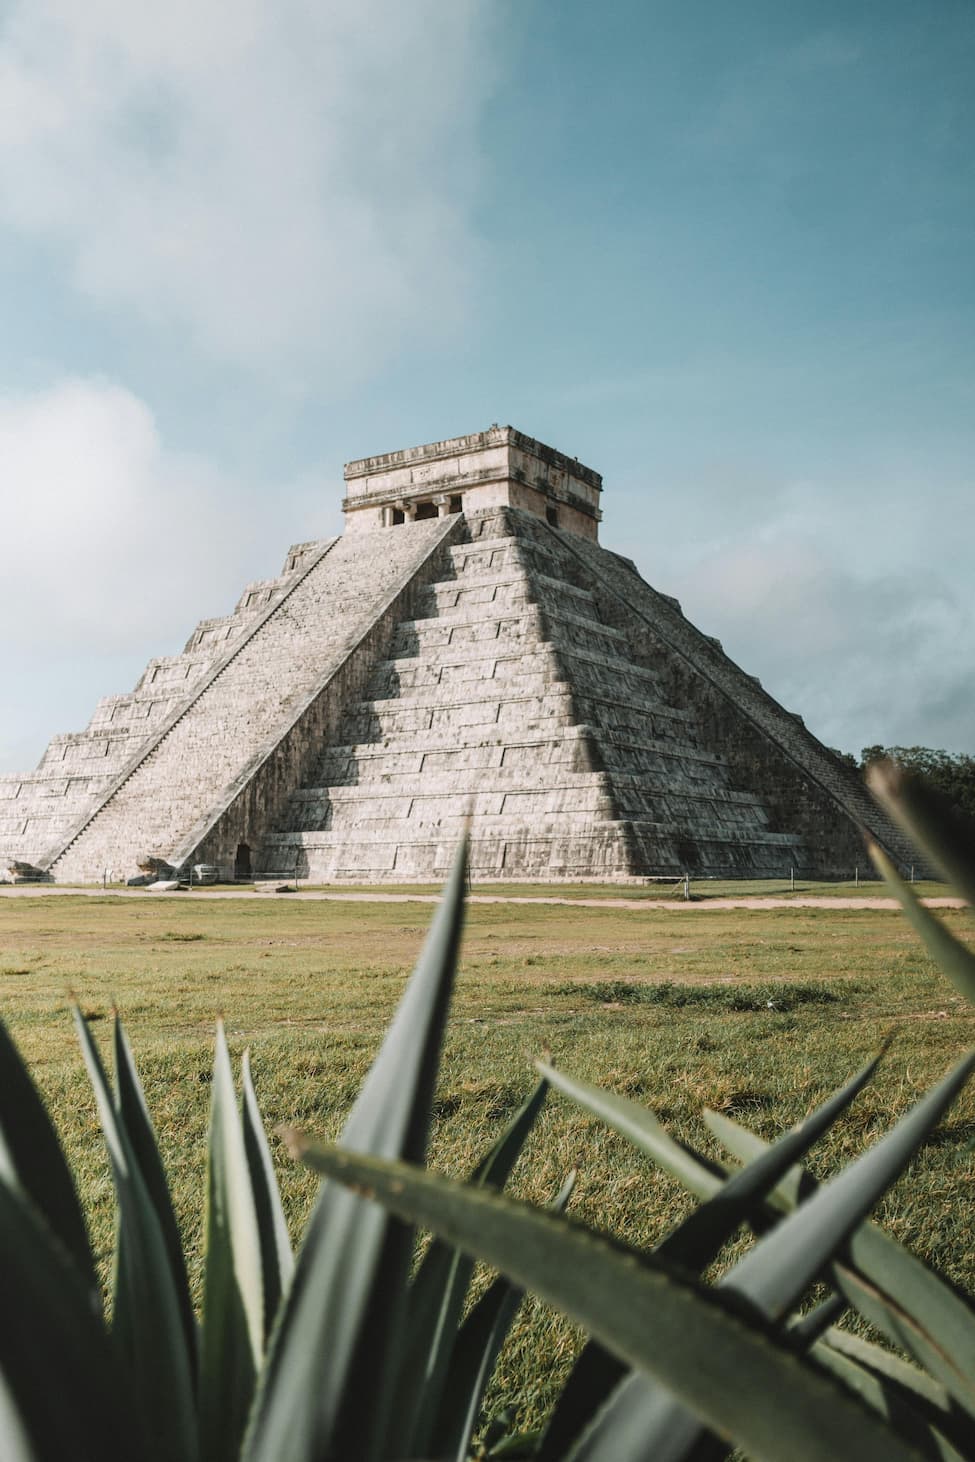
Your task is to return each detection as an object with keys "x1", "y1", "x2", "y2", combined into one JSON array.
[
  {"x1": 391, "y1": 1075, "x2": 550, "y2": 1458},
  {"x1": 112, "y1": 1017, "x2": 197, "y2": 1372},
  {"x1": 0, "y1": 1369, "x2": 38, "y2": 1462},
  {"x1": 293, "y1": 1056, "x2": 971, "y2": 1462},
  {"x1": 814, "y1": 1329, "x2": 975, "y2": 1459},
  {"x1": 242, "y1": 837, "x2": 468, "y2": 1462},
  {"x1": 0, "y1": 1017, "x2": 97, "y2": 1302},
  {"x1": 74, "y1": 1007, "x2": 198, "y2": 1462},
  {"x1": 867, "y1": 760, "x2": 975, "y2": 907},
  {"x1": 532, "y1": 1050, "x2": 884, "y2": 1458},
  {"x1": 430, "y1": 1169, "x2": 577, "y2": 1462},
  {"x1": 706, "y1": 1108, "x2": 975, "y2": 1420},
  {"x1": 867, "y1": 838, "x2": 975, "y2": 1004},
  {"x1": 284, "y1": 1137, "x2": 926, "y2": 1462},
  {"x1": 241, "y1": 1047, "x2": 294, "y2": 1340},
  {"x1": 199, "y1": 1022, "x2": 265, "y2": 1462},
  {"x1": 574, "y1": 1051, "x2": 970, "y2": 1461},
  {"x1": 0, "y1": 1159, "x2": 147, "y2": 1460}
]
